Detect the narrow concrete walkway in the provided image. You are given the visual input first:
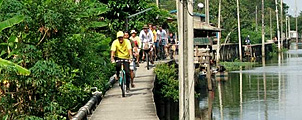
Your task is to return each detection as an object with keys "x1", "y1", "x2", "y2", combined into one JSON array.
[{"x1": 90, "y1": 62, "x2": 159, "y2": 120}]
